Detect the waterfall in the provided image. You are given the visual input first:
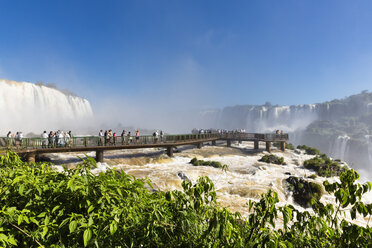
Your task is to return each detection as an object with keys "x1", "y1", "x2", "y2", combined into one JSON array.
[
  {"x1": 330, "y1": 135, "x2": 350, "y2": 161},
  {"x1": 0, "y1": 79, "x2": 93, "y2": 134}
]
